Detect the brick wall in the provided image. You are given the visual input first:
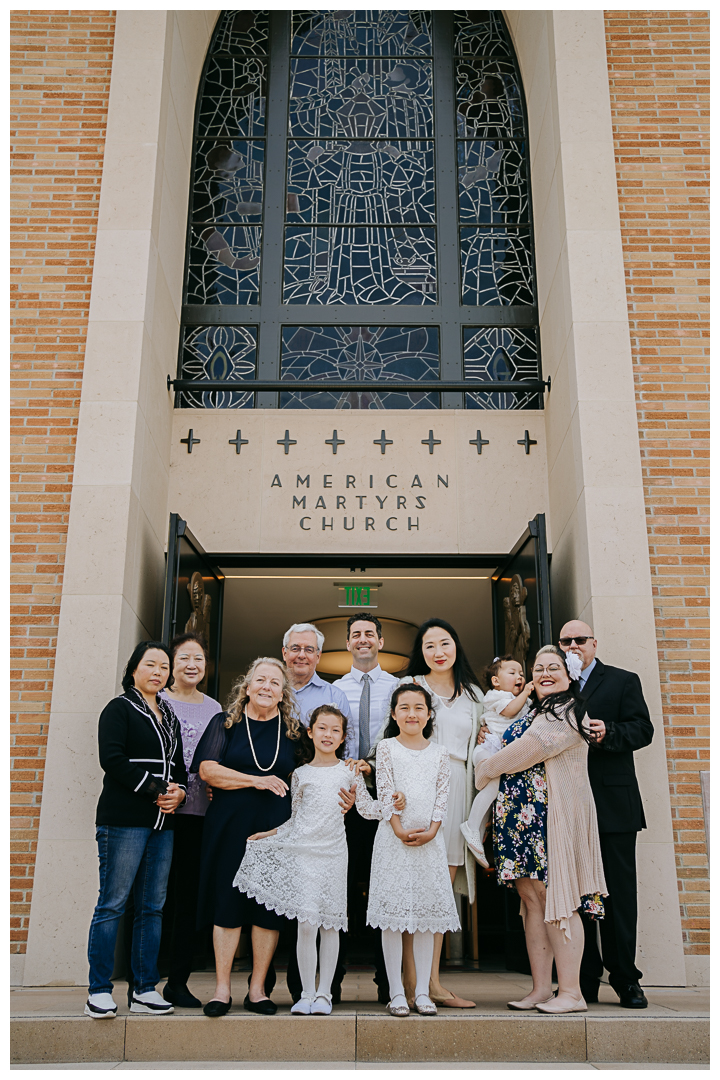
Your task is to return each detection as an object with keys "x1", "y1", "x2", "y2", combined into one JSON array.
[
  {"x1": 604, "y1": 11, "x2": 710, "y2": 956},
  {"x1": 10, "y1": 10, "x2": 115, "y2": 953}
]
